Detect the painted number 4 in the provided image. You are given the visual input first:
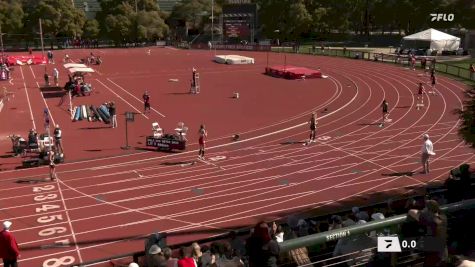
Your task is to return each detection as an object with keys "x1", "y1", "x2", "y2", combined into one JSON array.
[
  {"x1": 317, "y1": 136, "x2": 331, "y2": 141},
  {"x1": 209, "y1": 156, "x2": 227, "y2": 162}
]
